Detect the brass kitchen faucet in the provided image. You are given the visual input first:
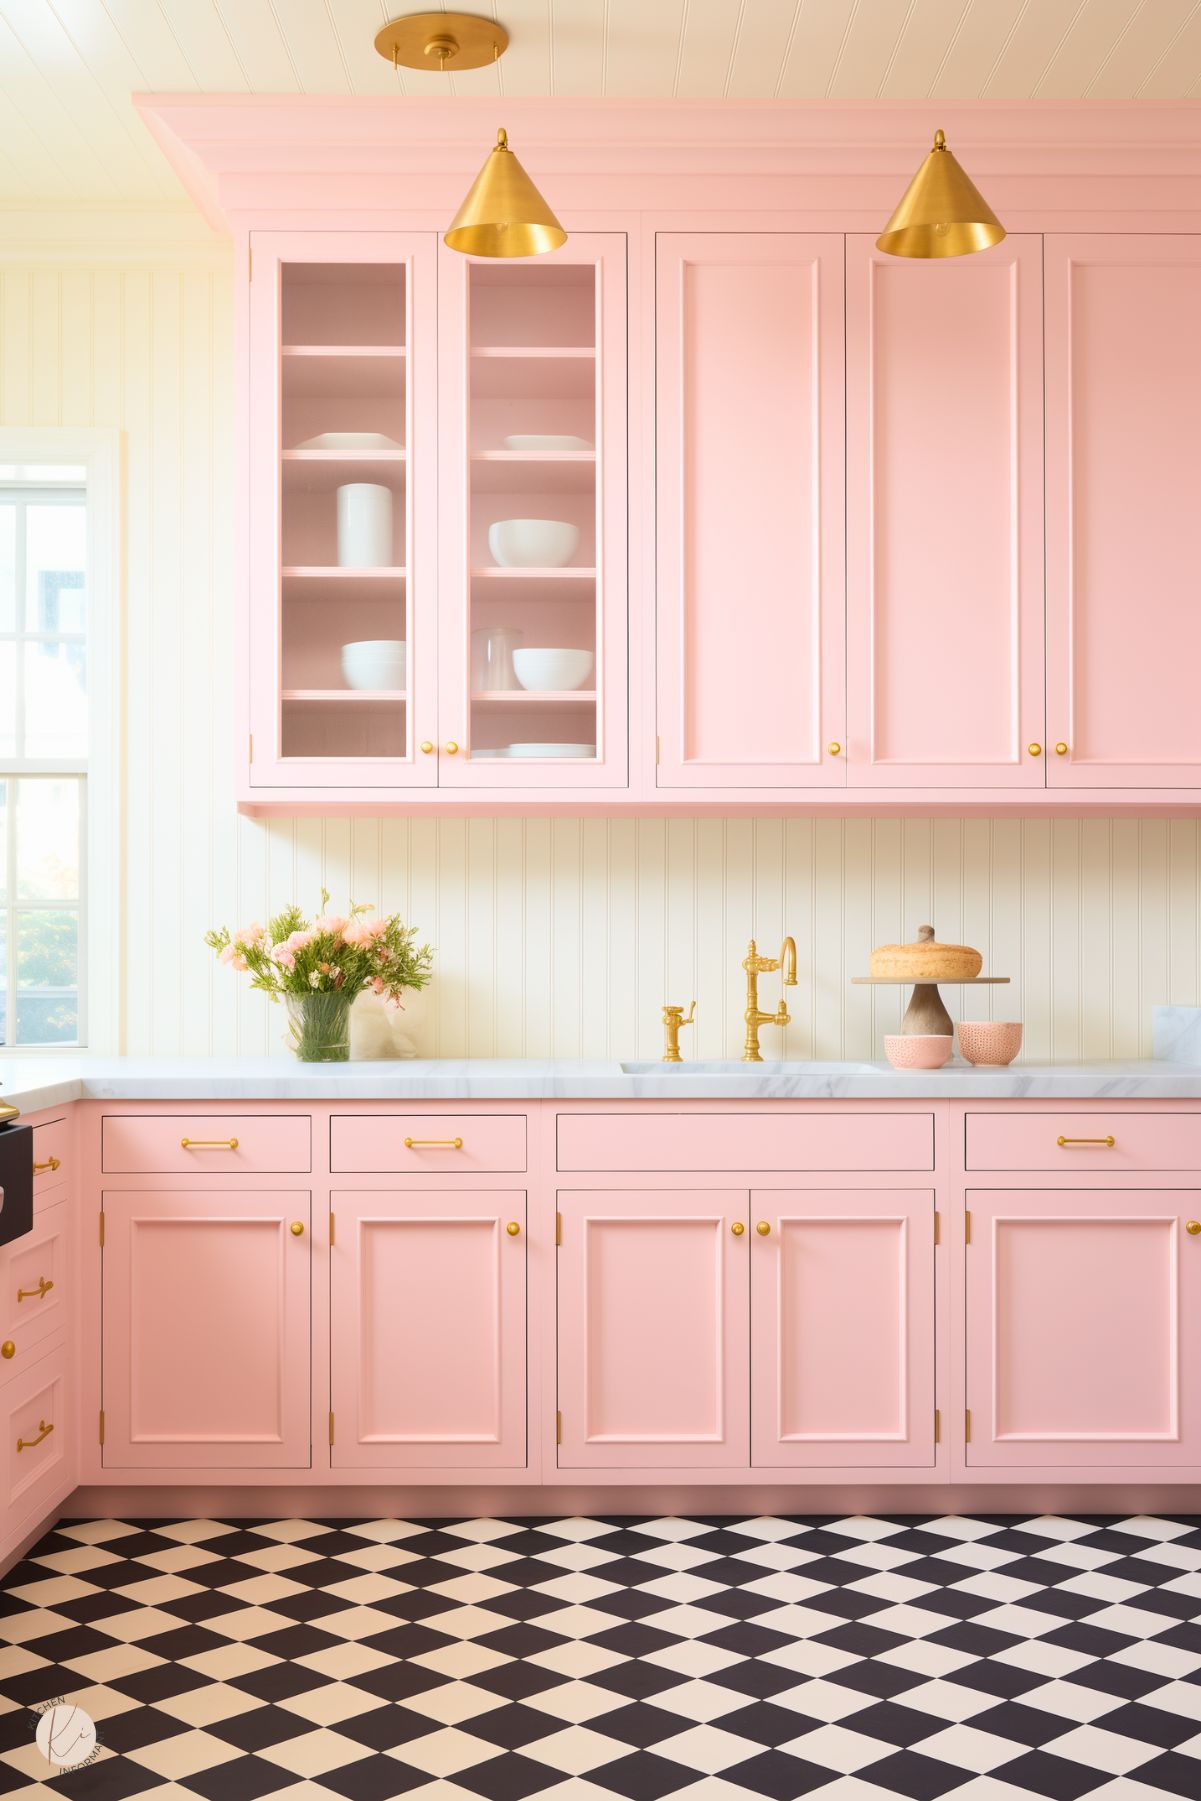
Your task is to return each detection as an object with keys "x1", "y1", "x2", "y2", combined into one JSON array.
[{"x1": 742, "y1": 937, "x2": 797, "y2": 1061}]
